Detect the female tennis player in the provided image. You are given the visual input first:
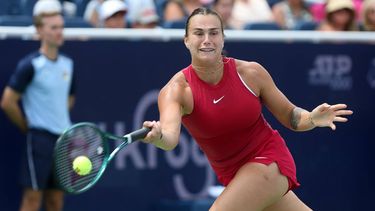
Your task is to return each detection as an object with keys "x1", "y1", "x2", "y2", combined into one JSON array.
[{"x1": 142, "y1": 7, "x2": 353, "y2": 210}]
